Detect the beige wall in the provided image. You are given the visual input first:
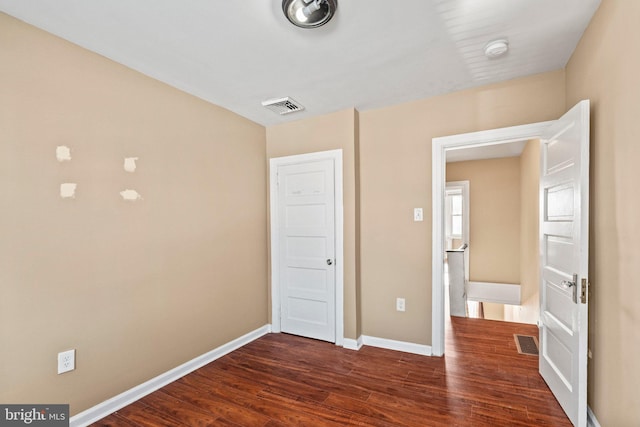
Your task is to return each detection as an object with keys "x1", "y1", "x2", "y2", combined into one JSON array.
[
  {"x1": 446, "y1": 157, "x2": 521, "y2": 284},
  {"x1": 509, "y1": 139, "x2": 540, "y2": 325},
  {"x1": 265, "y1": 109, "x2": 360, "y2": 339},
  {"x1": 450, "y1": 238, "x2": 464, "y2": 249},
  {"x1": 565, "y1": 0, "x2": 640, "y2": 424},
  {"x1": 359, "y1": 70, "x2": 566, "y2": 344},
  {"x1": 0, "y1": 13, "x2": 267, "y2": 415}
]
